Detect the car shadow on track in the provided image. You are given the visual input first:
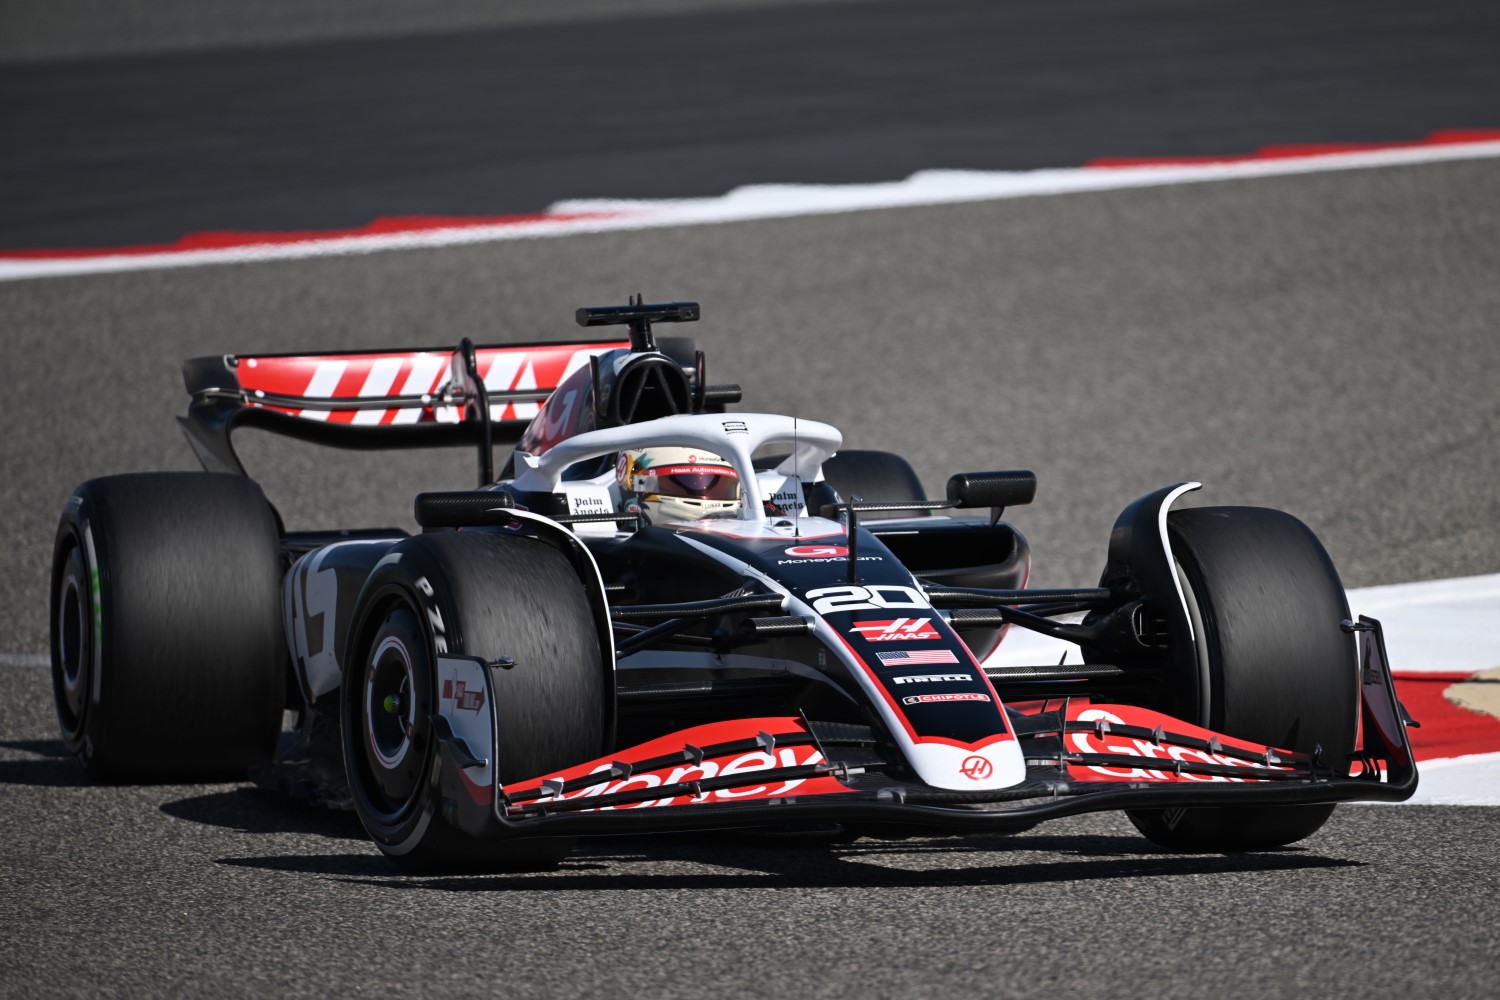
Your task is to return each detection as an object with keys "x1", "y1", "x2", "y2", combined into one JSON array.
[
  {"x1": 212, "y1": 828, "x2": 1362, "y2": 891},
  {"x1": 162, "y1": 787, "x2": 366, "y2": 840},
  {"x1": 0, "y1": 738, "x2": 91, "y2": 787}
]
